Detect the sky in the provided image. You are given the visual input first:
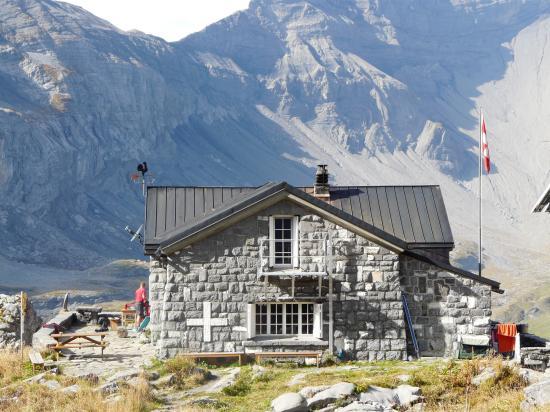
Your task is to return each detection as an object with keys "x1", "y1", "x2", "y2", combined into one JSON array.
[{"x1": 60, "y1": 0, "x2": 251, "y2": 42}]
